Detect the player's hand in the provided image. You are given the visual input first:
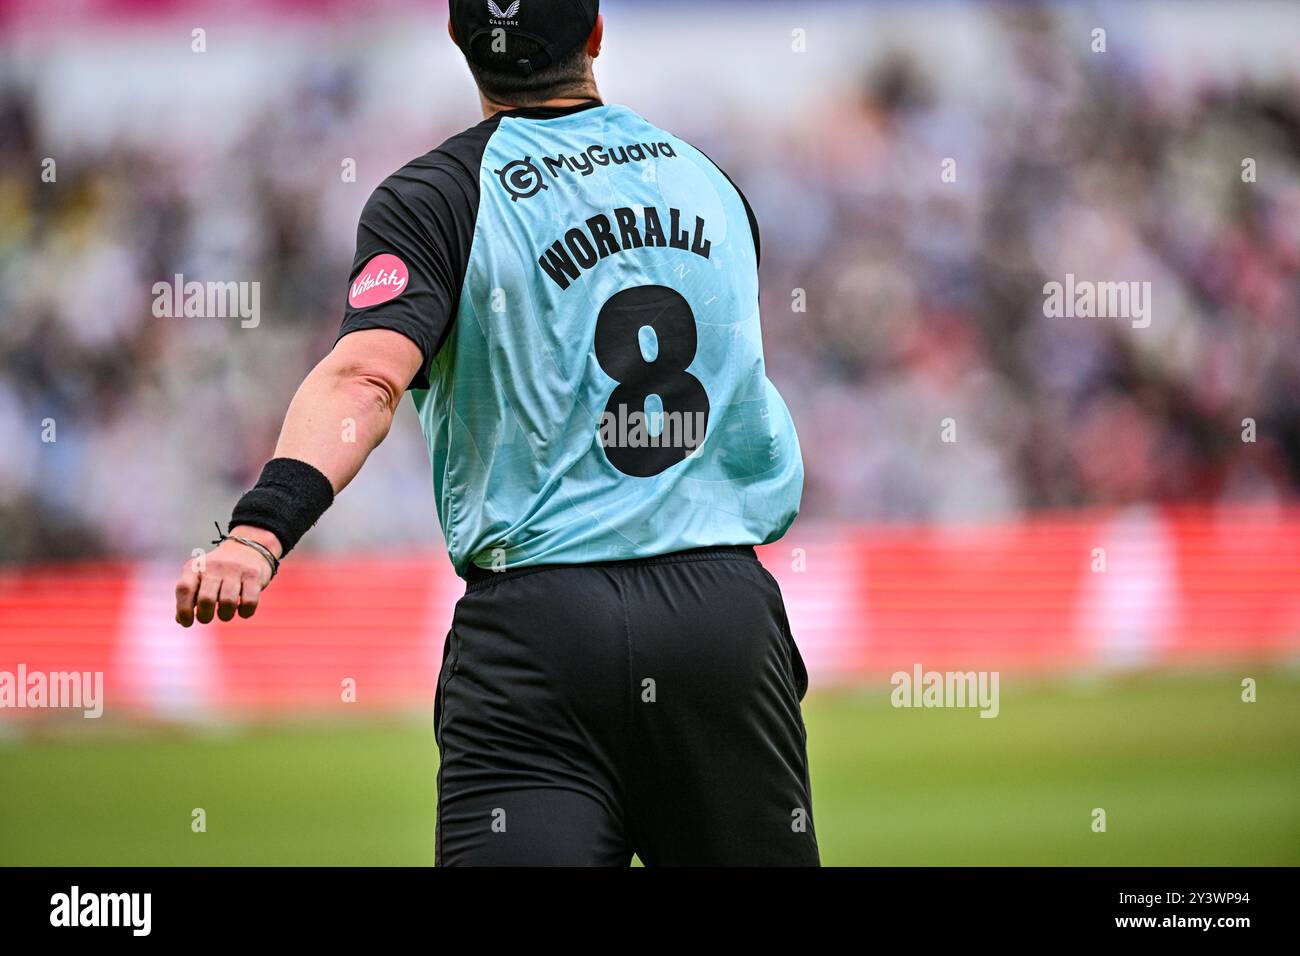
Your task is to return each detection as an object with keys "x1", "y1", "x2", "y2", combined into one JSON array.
[{"x1": 174, "y1": 526, "x2": 283, "y2": 627}]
